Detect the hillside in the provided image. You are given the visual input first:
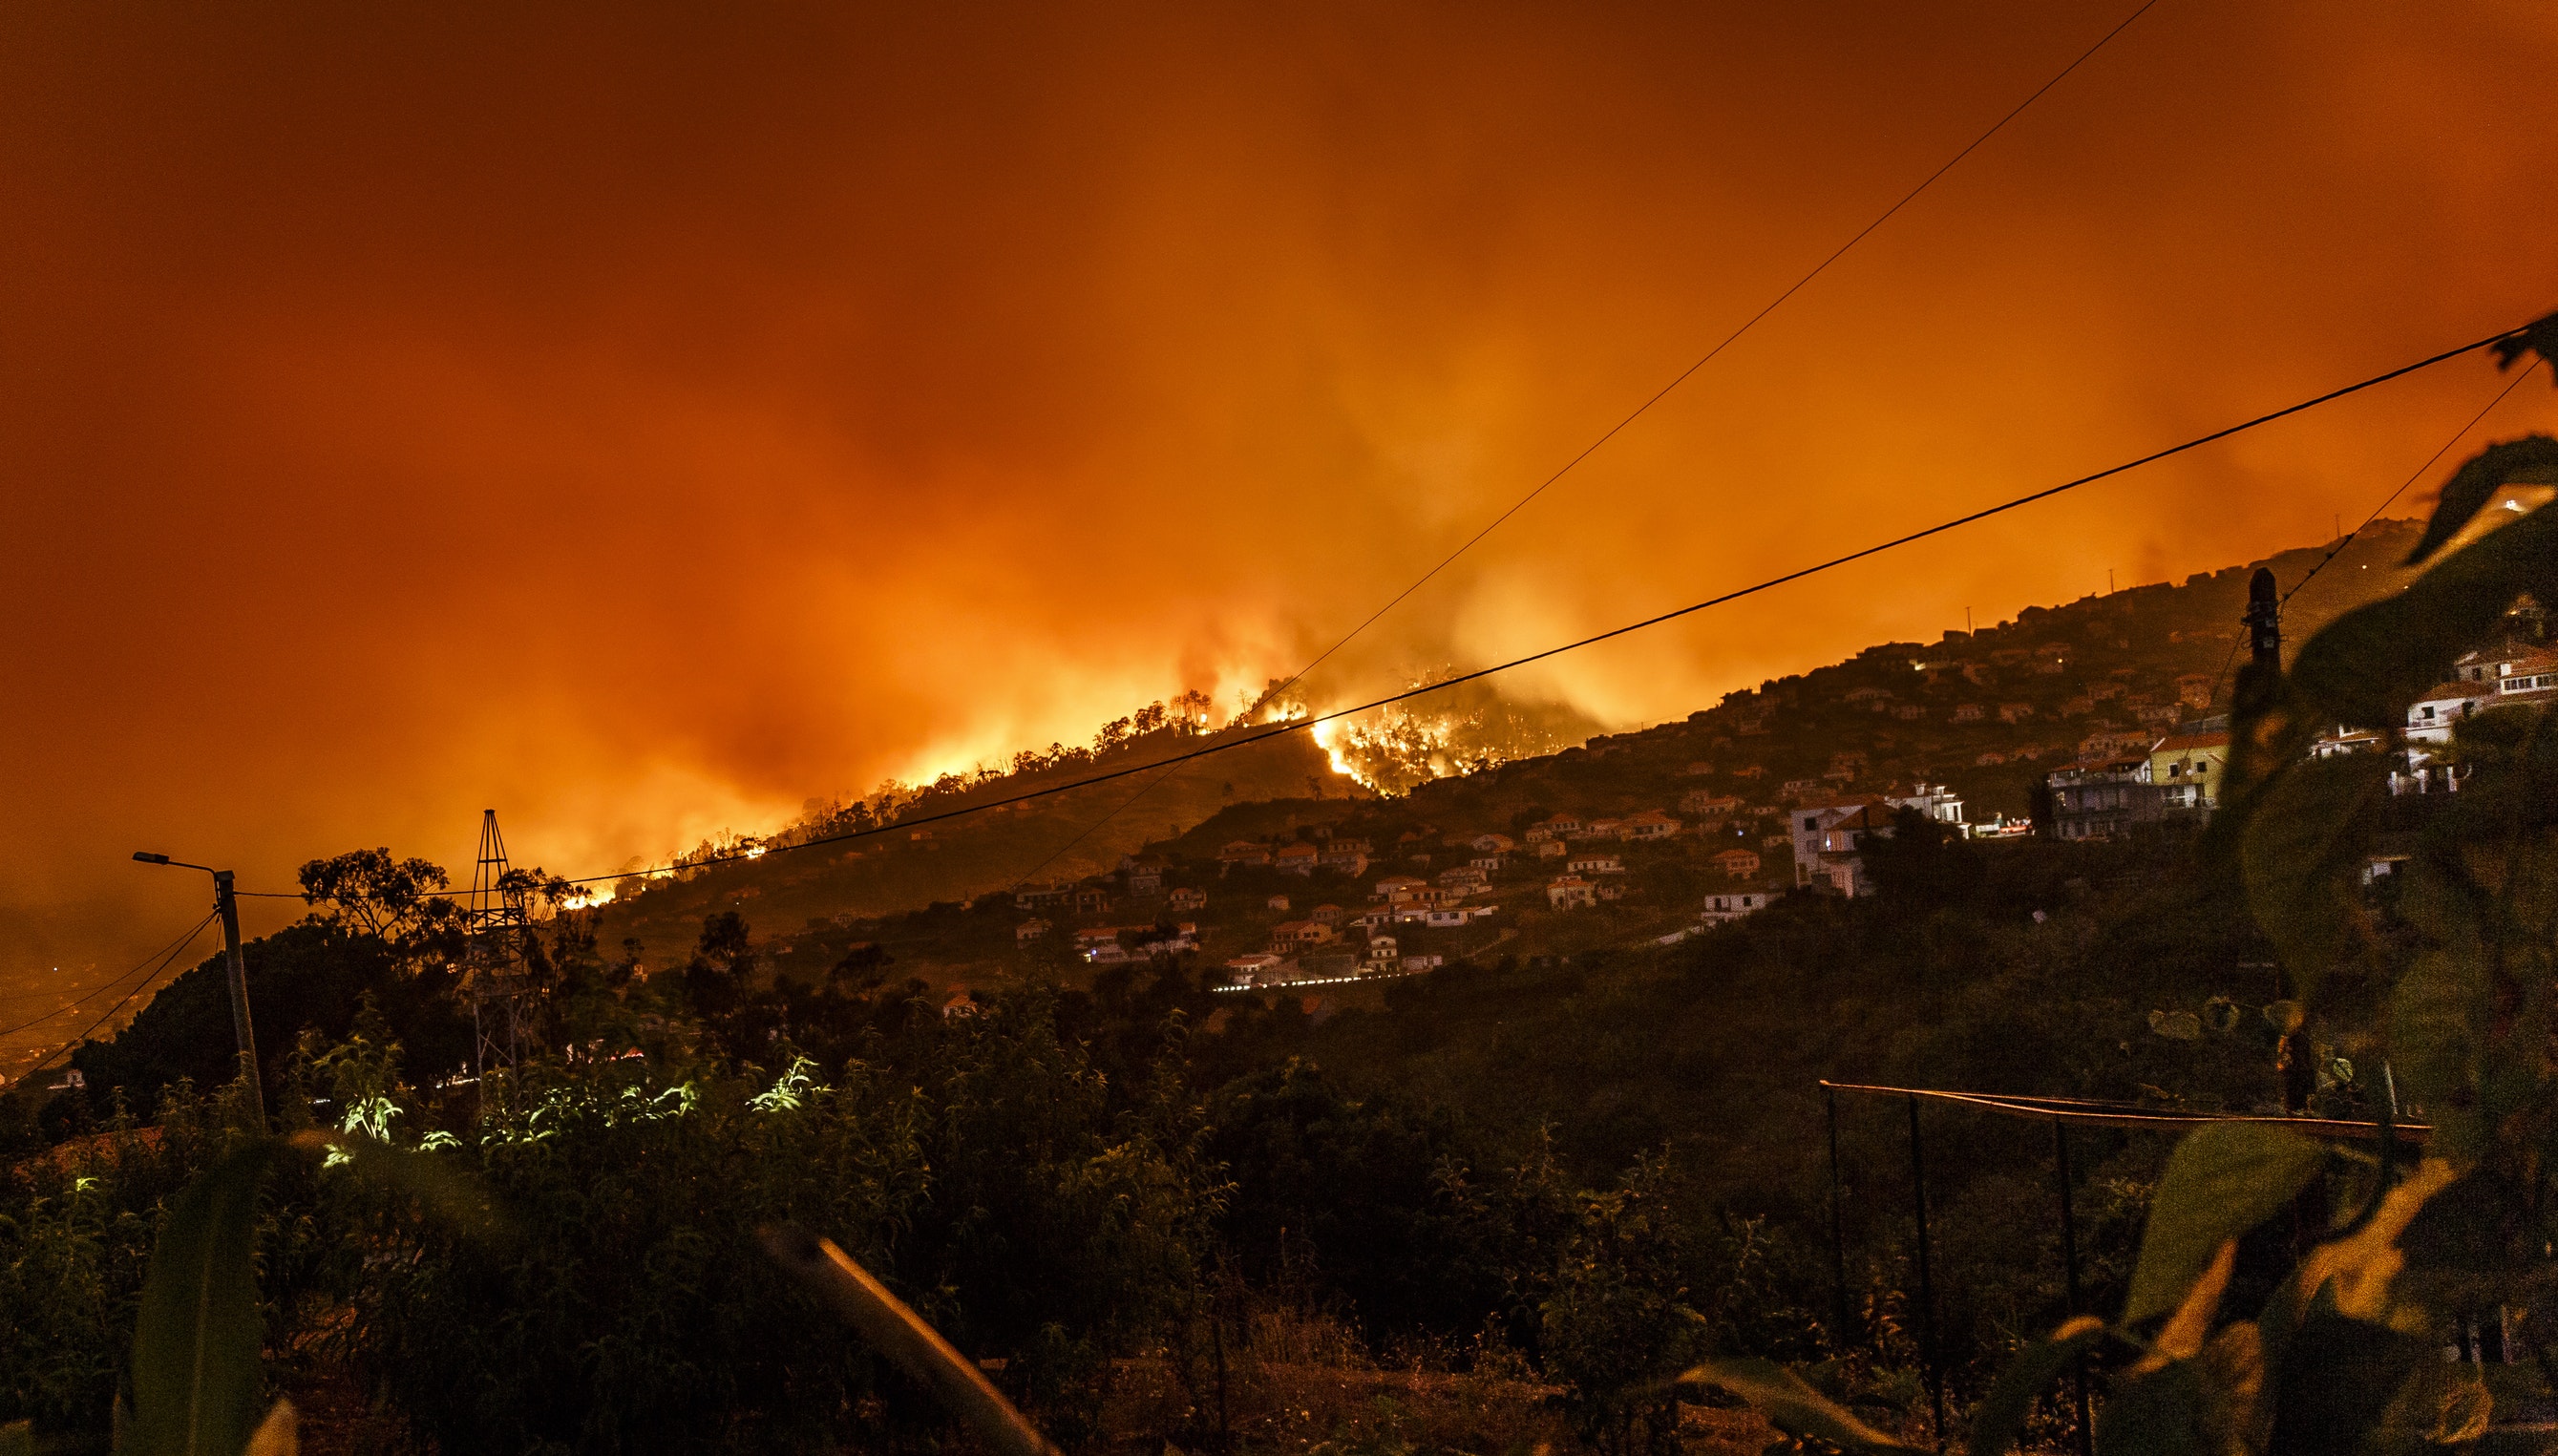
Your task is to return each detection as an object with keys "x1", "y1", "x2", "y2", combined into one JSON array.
[
  {"x1": 594, "y1": 522, "x2": 2436, "y2": 987},
  {"x1": 588, "y1": 724, "x2": 1359, "y2": 970}
]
